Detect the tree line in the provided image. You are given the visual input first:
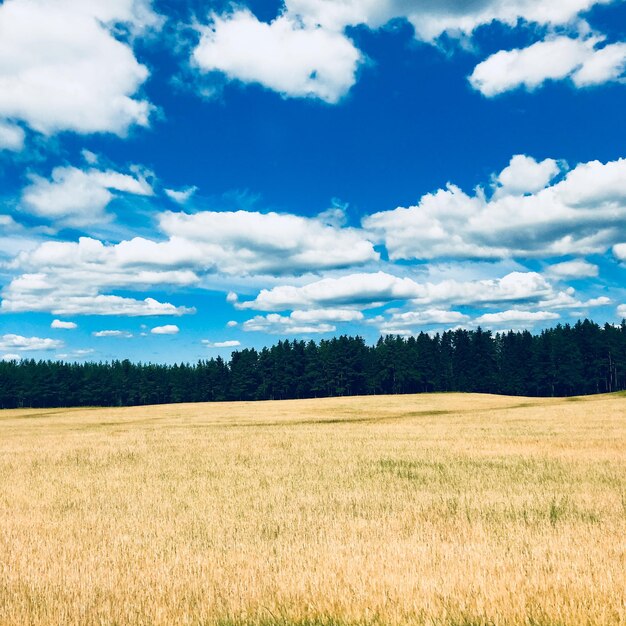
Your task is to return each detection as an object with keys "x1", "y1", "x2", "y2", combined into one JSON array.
[{"x1": 1, "y1": 319, "x2": 626, "y2": 409}]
